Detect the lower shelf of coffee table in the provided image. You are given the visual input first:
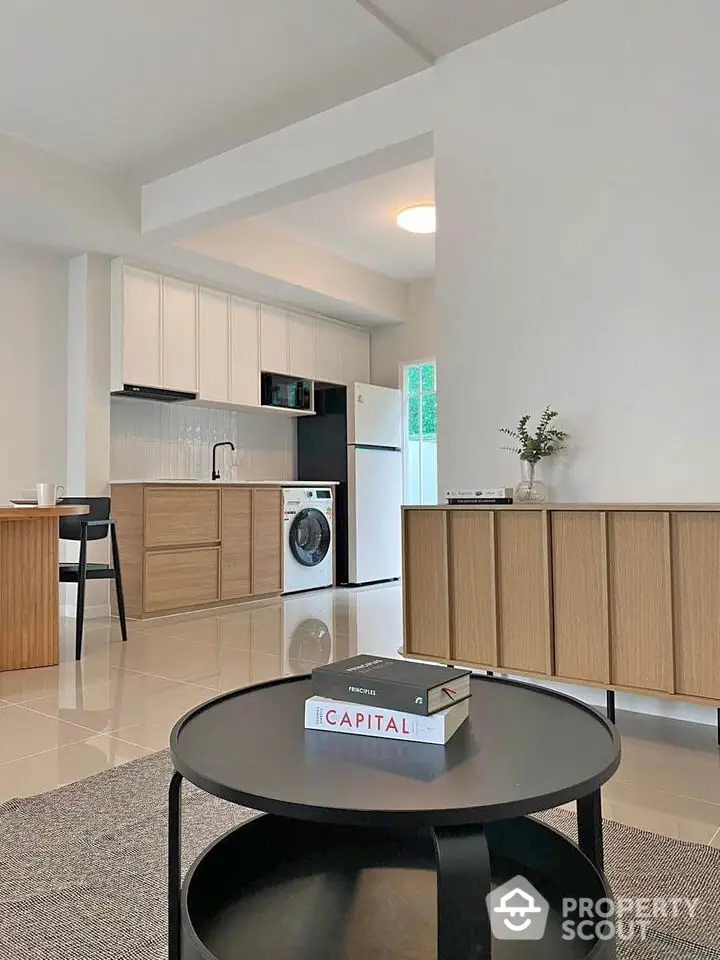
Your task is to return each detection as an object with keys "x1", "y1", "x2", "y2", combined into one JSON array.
[{"x1": 181, "y1": 813, "x2": 613, "y2": 960}]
